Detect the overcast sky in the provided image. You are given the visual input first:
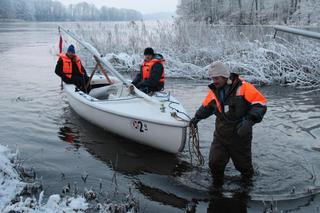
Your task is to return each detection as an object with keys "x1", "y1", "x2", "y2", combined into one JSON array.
[{"x1": 60, "y1": 0, "x2": 179, "y2": 13}]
